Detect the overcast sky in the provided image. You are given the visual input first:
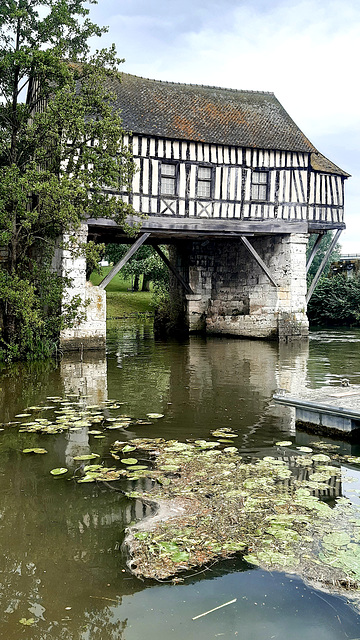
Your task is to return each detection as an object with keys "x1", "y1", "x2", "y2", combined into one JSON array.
[{"x1": 90, "y1": 0, "x2": 360, "y2": 253}]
